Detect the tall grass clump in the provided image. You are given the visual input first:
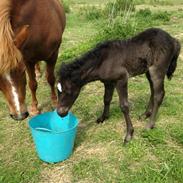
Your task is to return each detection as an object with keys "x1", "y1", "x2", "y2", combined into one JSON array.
[
  {"x1": 136, "y1": 9, "x2": 171, "y2": 26},
  {"x1": 105, "y1": 9, "x2": 169, "y2": 47},
  {"x1": 134, "y1": 0, "x2": 173, "y2": 6},
  {"x1": 104, "y1": 0, "x2": 135, "y2": 18},
  {"x1": 95, "y1": 17, "x2": 137, "y2": 41},
  {"x1": 78, "y1": 6, "x2": 102, "y2": 20},
  {"x1": 78, "y1": 0, "x2": 135, "y2": 21},
  {"x1": 60, "y1": 3, "x2": 171, "y2": 62},
  {"x1": 150, "y1": 0, "x2": 173, "y2": 6}
]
